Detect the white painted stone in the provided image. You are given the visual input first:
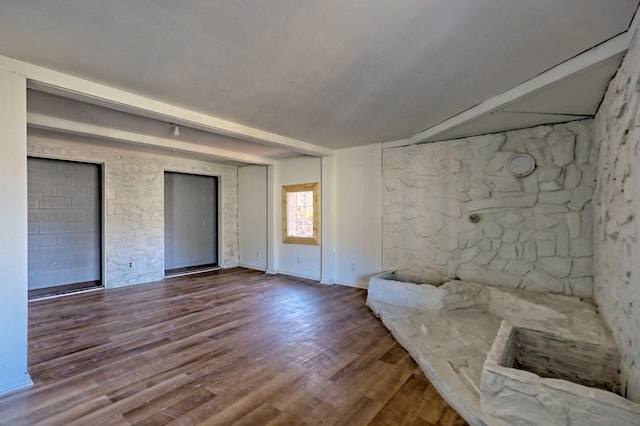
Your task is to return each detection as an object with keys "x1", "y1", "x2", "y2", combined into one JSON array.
[
  {"x1": 457, "y1": 265, "x2": 521, "y2": 289},
  {"x1": 368, "y1": 277, "x2": 634, "y2": 426},
  {"x1": 465, "y1": 194, "x2": 537, "y2": 212},
  {"x1": 549, "y1": 134, "x2": 576, "y2": 166},
  {"x1": 570, "y1": 238, "x2": 593, "y2": 257},
  {"x1": 523, "y1": 240, "x2": 537, "y2": 262},
  {"x1": 522, "y1": 269, "x2": 564, "y2": 293},
  {"x1": 533, "y1": 203, "x2": 570, "y2": 214},
  {"x1": 554, "y1": 224, "x2": 570, "y2": 257},
  {"x1": 502, "y1": 229, "x2": 519, "y2": 243},
  {"x1": 383, "y1": 121, "x2": 594, "y2": 296},
  {"x1": 571, "y1": 257, "x2": 593, "y2": 278},
  {"x1": 569, "y1": 185, "x2": 593, "y2": 211},
  {"x1": 459, "y1": 245, "x2": 480, "y2": 263},
  {"x1": 564, "y1": 163, "x2": 582, "y2": 189},
  {"x1": 497, "y1": 244, "x2": 518, "y2": 260},
  {"x1": 537, "y1": 165, "x2": 562, "y2": 182},
  {"x1": 484, "y1": 221, "x2": 503, "y2": 239},
  {"x1": 538, "y1": 257, "x2": 572, "y2": 278},
  {"x1": 449, "y1": 159, "x2": 462, "y2": 173},
  {"x1": 570, "y1": 277, "x2": 594, "y2": 298},
  {"x1": 523, "y1": 214, "x2": 560, "y2": 229},
  {"x1": 505, "y1": 260, "x2": 534, "y2": 275},
  {"x1": 475, "y1": 251, "x2": 497, "y2": 266},
  {"x1": 538, "y1": 190, "x2": 571, "y2": 204},
  {"x1": 539, "y1": 179, "x2": 564, "y2": 191},
  {"x1": 536, "y1": 240, "x2": 556, "y2": 257},
  {"x1": 490, "y1": 257, "x2": 507, "y2": 271},
  {"x1": 567, "y1": 211, "x2": 581, "y2": 238}
]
